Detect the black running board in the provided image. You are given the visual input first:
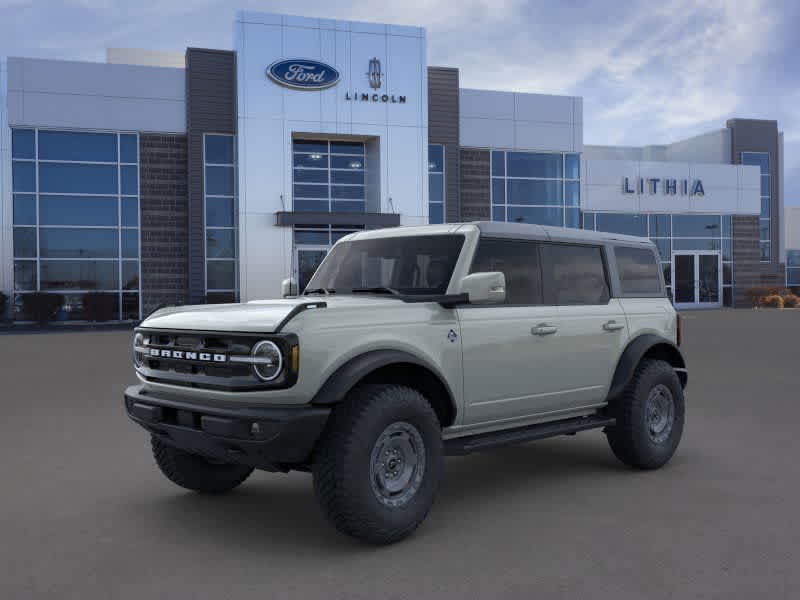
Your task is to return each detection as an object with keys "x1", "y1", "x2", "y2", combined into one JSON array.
[{"x1": 444, "y1": 415, "x2": 616, "y2": 456}]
